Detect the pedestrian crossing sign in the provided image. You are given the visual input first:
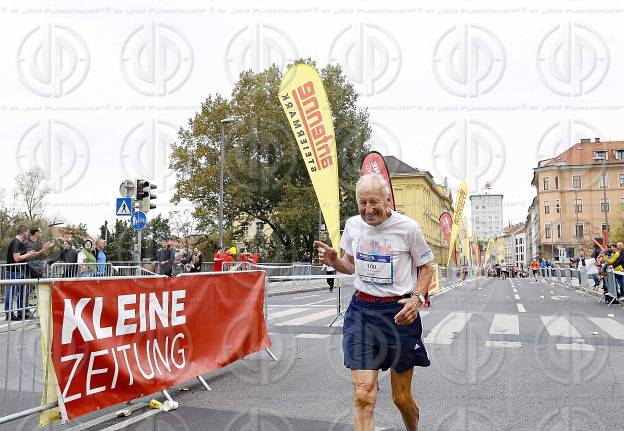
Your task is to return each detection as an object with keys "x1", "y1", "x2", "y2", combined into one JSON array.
[{"x1": 116, "y1": 197, "x2": 133, "y2": 217}]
